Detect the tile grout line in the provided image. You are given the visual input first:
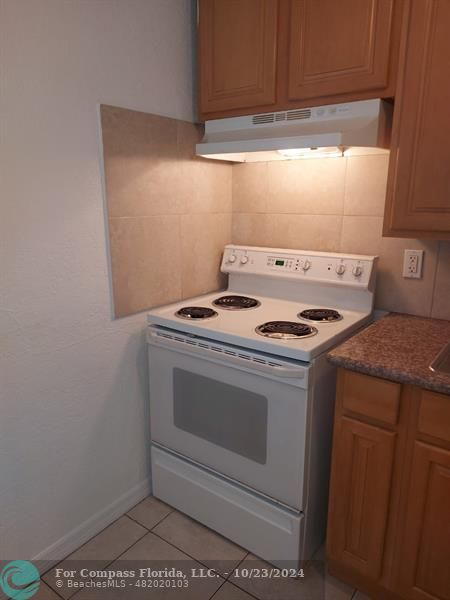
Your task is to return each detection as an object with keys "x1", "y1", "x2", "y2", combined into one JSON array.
[
  {"x1": 208, "y1": 578, "x2": 227, "y2": 600},
  {"x1": 149, "y1": 528, "x2": 236, "y2": 580},
  {"x1": 41, "y1": 513, "x2": 140, "y2": 577},
  {"x1": 125, "y1": 506, "x2": 175, "y2": 532},
  {"x1": 49, "y1": 519, "x2": 150, "y2": 600}
]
